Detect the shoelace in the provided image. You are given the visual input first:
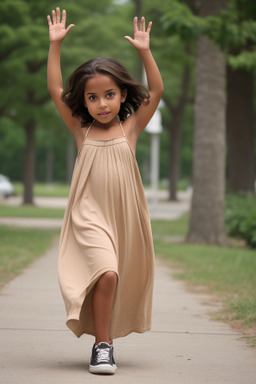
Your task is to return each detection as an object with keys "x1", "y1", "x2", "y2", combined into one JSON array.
[{"x1": 96, "y1": 347, "x2": 111, "y2": 363}]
